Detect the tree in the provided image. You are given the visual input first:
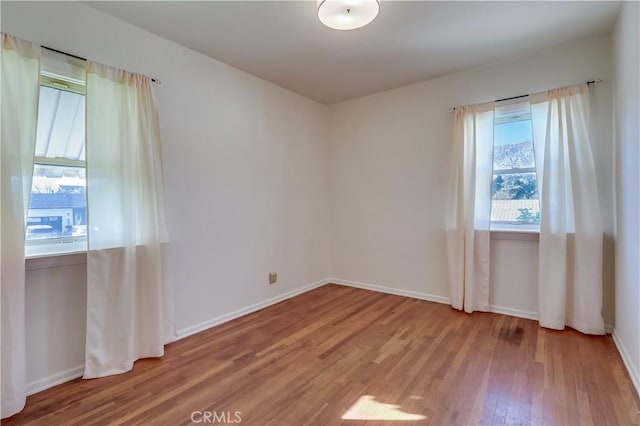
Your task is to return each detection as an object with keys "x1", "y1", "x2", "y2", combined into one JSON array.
[
  {"x1": 511, "y1": 176, "x2": 538, "y2": 199},
  {"x1": 515, "y1": 208, "x2": 540, "y2": 223},
  {"x1": 493, "y1": 175, "x2": 505, "y2": 194}
]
